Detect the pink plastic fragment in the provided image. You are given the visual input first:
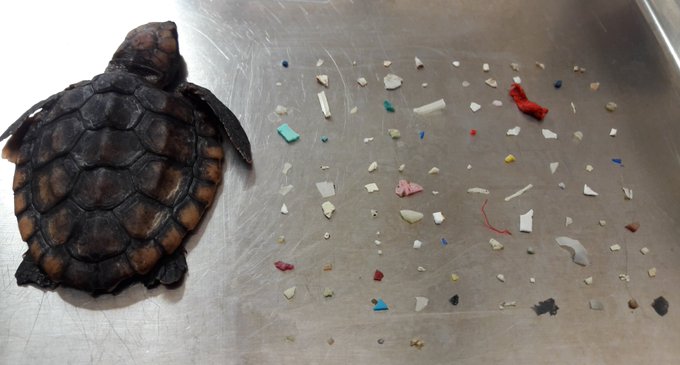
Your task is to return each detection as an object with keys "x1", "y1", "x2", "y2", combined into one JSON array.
[
  {"x1": 395, "y1": 180, "x2": 423, "y2": 197},
  {"x1": 274, "y1": 261, "x2": 295, "y2": 271}
]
